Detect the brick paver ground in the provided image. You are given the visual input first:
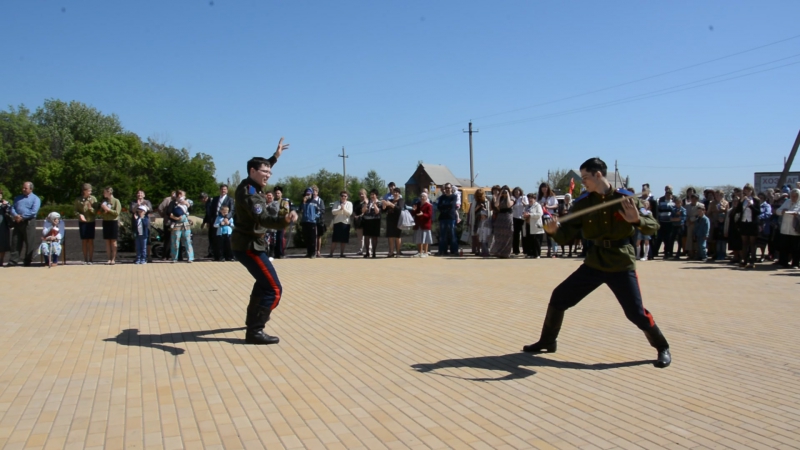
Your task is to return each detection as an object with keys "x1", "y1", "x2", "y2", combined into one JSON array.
[{"x1": 1, "y1": 257, "x2": 798, "y2": 449}]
